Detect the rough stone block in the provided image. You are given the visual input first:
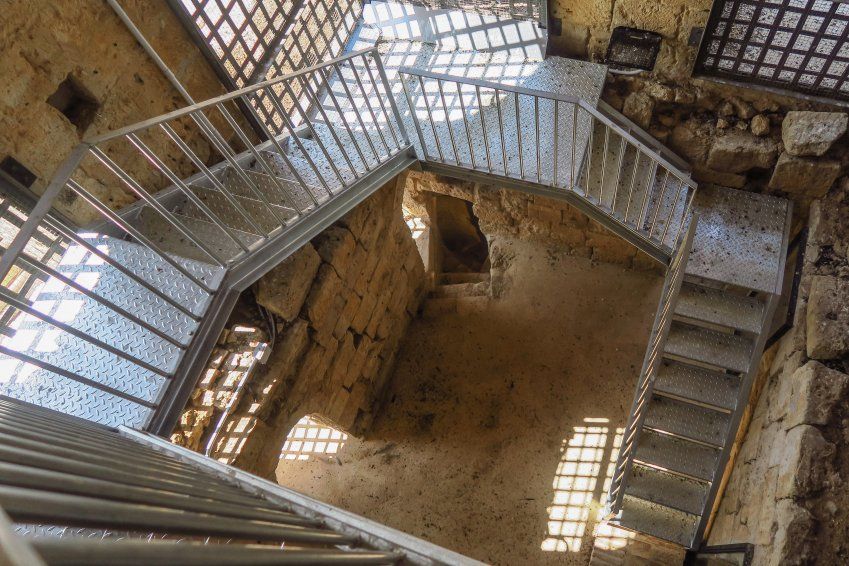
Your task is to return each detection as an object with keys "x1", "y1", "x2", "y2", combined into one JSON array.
[
  {"x1": 692, "y1": 165, "x2": 747, "y2": 189},
  {"x1": 707, "y1": 130, "x2": 781, "y2": 173},
  {"x1": 806, "y1": 274, "x2": 849, "y2": 360},
  {"x1": 766, "y1": 500, "x2": 815, "y2": 566},
  {"x1": 782, "y1": 111, "x2": 848, "y2": 157},
  {"x1": 312, "y1": 226, "x2": 356, "y2": 275},
  {"x1": 775, "y1": 424, "x2": 832, "y2": 499},
  {"x1": 527, "y1": 202, "x2": 562, "y2": 225},
  {"x1": 670, "y1": 118, "x2": 715, "y2": 165},
  {"x1": 768, "y1": 152, "x2": 841, "y2": 198},
  {"x1": 304, "y1": 263, "x2": 343, "y2": 327},
  {"x1": 622, "y1": 91, "x2": 654, "y2": 130},
  {"x1": 780, "y1": 361, "x2": 849, "y2": 428},
  {"x1": 254, "y1": 243, "x2": 321, "y2": 321}
]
